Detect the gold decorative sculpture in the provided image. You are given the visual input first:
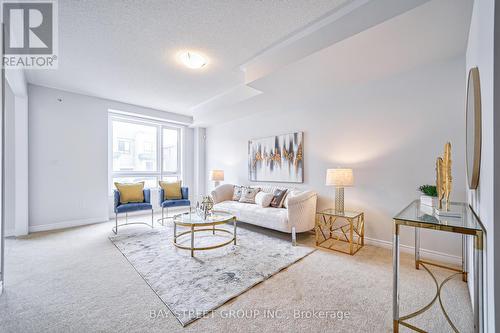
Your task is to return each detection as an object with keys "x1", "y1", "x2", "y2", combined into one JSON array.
[
  {"x1": 436, "y1": 142, "x2": 452, "y2": 210},
  {"x1": 196, "y1": 196, "x2": 214, "y2": 220},
  {"x1": 436, "y1": 157, "x2": 444, "y2": 209}
]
